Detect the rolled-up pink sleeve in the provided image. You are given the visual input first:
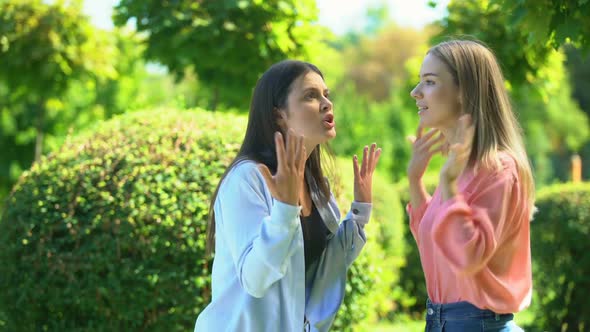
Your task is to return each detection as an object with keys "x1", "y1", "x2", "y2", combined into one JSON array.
[
  {"x1": 406, "y1": 197, "x2": 431, "y2": 241},
  {"x1": 431, "y1": 172, "x2": 518, "y2": 276}
]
